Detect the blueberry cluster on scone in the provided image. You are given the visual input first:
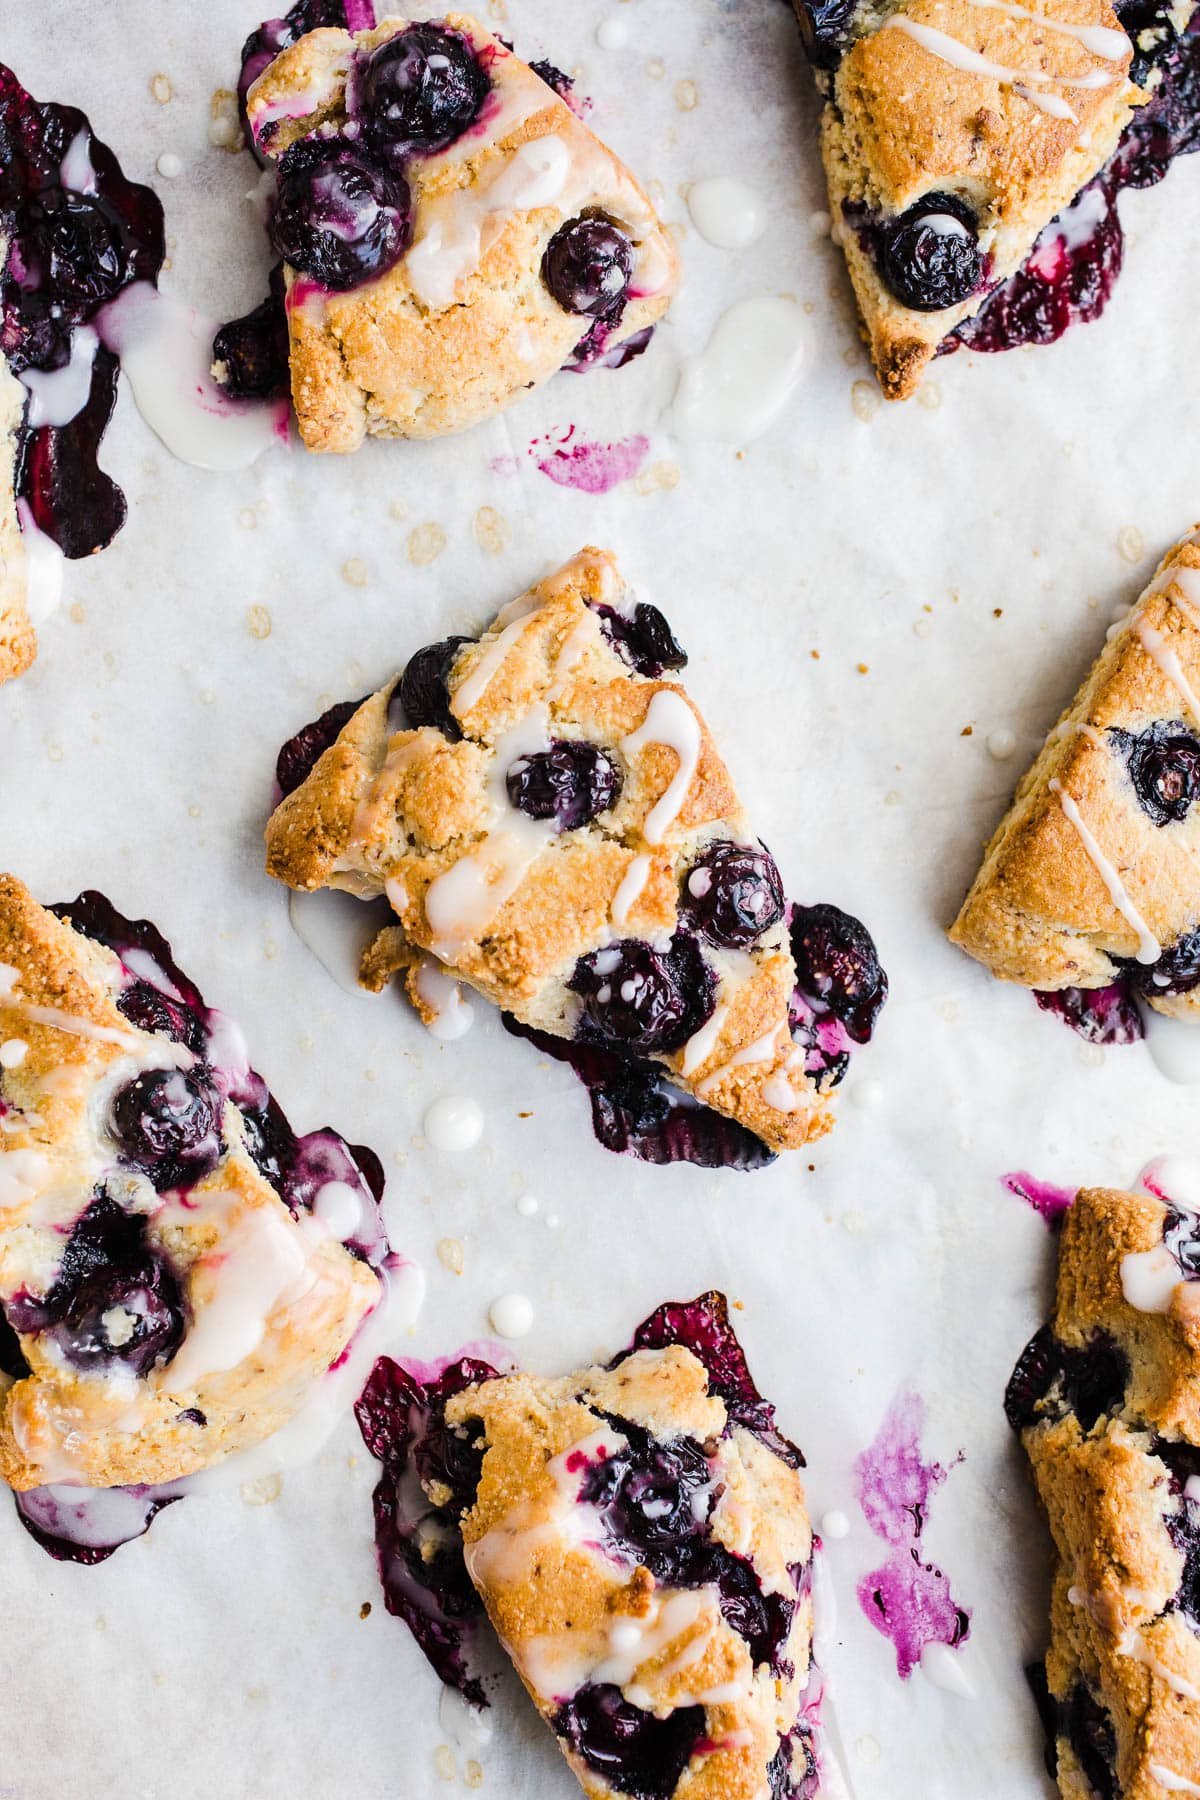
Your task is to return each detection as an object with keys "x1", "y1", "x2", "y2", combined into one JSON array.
[
  {"x1": 1007, "y1": 1182, "x2": 1200, "y2": 1799},
  {"x1": 0, "y1": 874, "x2": 387, "y2": 1495},
  {"x1": 788, "y1": 0, "x2": 1158, "y2": 397},
  {"x1": 0, "y1": 63, "x2": 165, "y2": 681},
  {"x1": 241, "y1": 14, "x2": 678, "y2": 450},
  {"x1": 265, "y1": 548, "x2": 886, "y2": 1154},
  {"x1": 950, "y1": 526, "x2": 1200, "y2": 1020},
  {"x1": 356, "y1": 1292, "x2": 818, "y2": 1799}
]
